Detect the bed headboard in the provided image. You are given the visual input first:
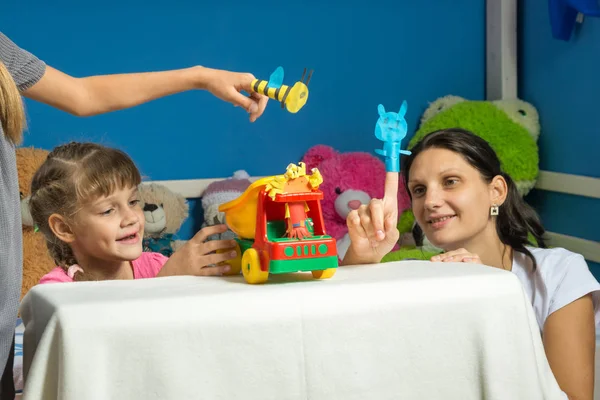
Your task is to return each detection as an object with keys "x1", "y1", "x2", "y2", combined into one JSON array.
[
  {"x1": 484, "y1": 1, "x2": 599, "y2": 263},
  {"x1": 532, "y1": 171, "x2": 600, "y2": 263},
  {"x1": 144, "y1": 170, "x2": 600, "y2": 264}
]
